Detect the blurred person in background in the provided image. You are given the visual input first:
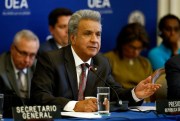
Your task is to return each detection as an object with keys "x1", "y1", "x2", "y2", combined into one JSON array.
[
  {"x1": 104, "y1": 23, "x2": 152, "y2": 90},
  {"x1": 39, "y1": 8, "x2": 73, "y2": 54},
  {"x1": 148, "y1": 14, "x2": 180, "y2": 70},
  {"x1": 0, "y1": 29, "x2": 39, "y2": 118}
]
